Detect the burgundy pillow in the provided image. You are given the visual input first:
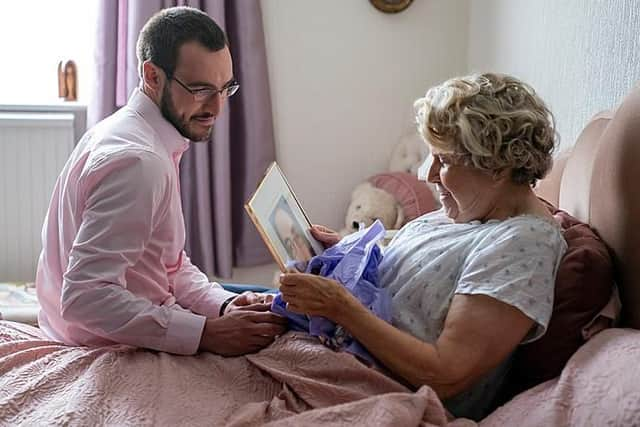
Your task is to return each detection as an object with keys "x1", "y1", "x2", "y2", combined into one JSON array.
[{"x1": 507, "y1": 200, "x2": 615, "y2": 393}]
